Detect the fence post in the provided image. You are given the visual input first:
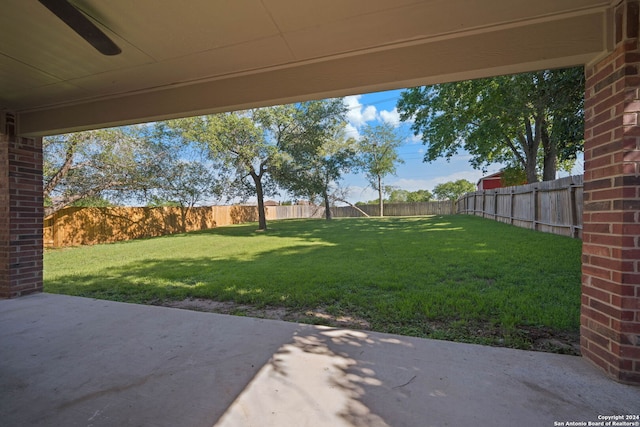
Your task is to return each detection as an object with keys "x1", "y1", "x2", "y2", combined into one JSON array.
[
  {"x1": 472, "y1": 193, "x2": 477, "y2": 215},
  {"x1": 532, "y1": 186, "x2": 538, "y2": 232},
  {"x1": 569, "y1": 183, "x2": 578, "y2": 238},
  {"x1": 510, "y1": 188, "x2": 515, "y2": 226}
]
